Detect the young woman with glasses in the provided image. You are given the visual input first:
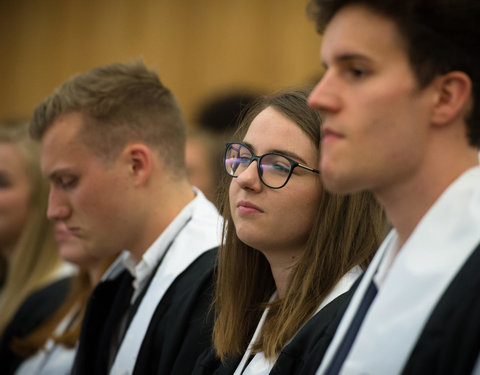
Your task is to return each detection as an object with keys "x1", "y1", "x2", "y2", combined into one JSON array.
[{"x1": 194, "y1": 88, "x2": 387, "y2": 374}]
